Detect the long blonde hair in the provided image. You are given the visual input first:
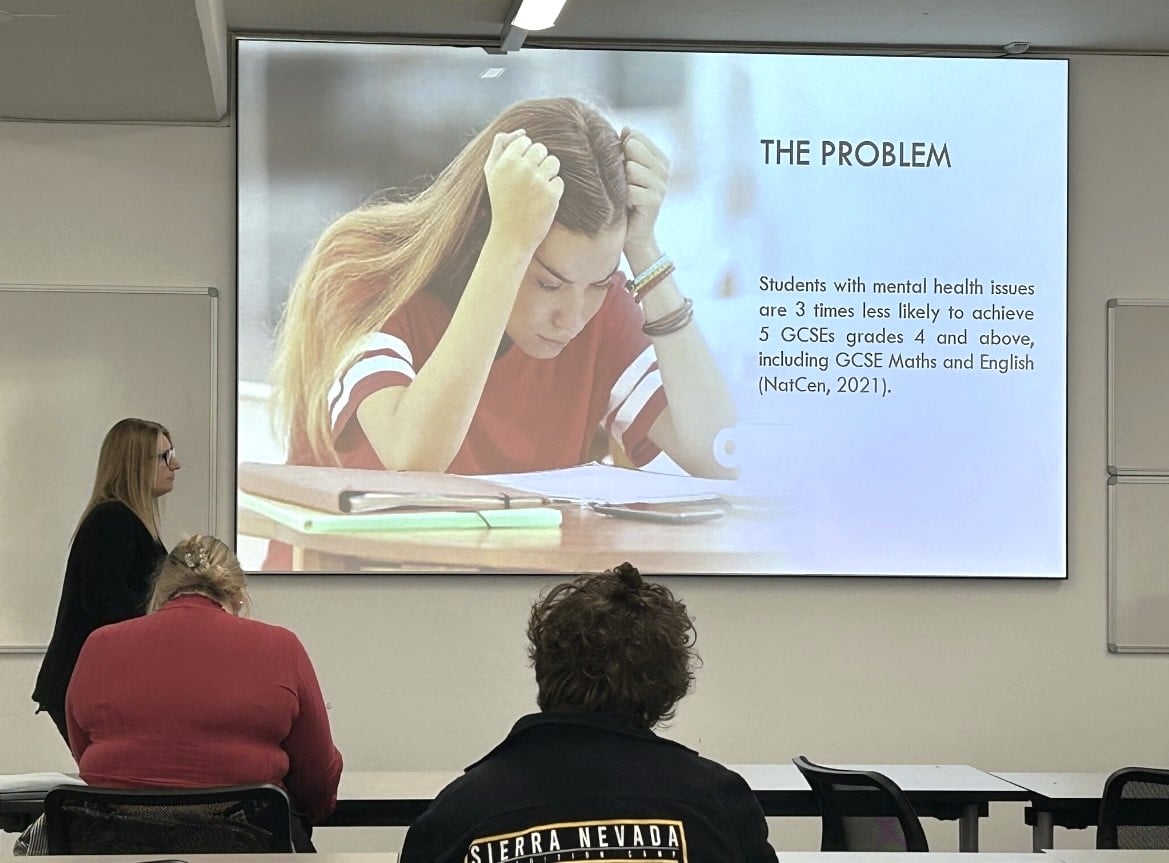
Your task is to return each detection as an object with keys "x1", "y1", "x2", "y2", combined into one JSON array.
[
  {"x1": 80, "y1": 417, "x2": 170, "y2": 539},
  {"x1": 272, "y1": 96, "x2": 630, "y2": 465},
  {"x1": 148, "y1": 534, "x2": 250, "y2": 615}
]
